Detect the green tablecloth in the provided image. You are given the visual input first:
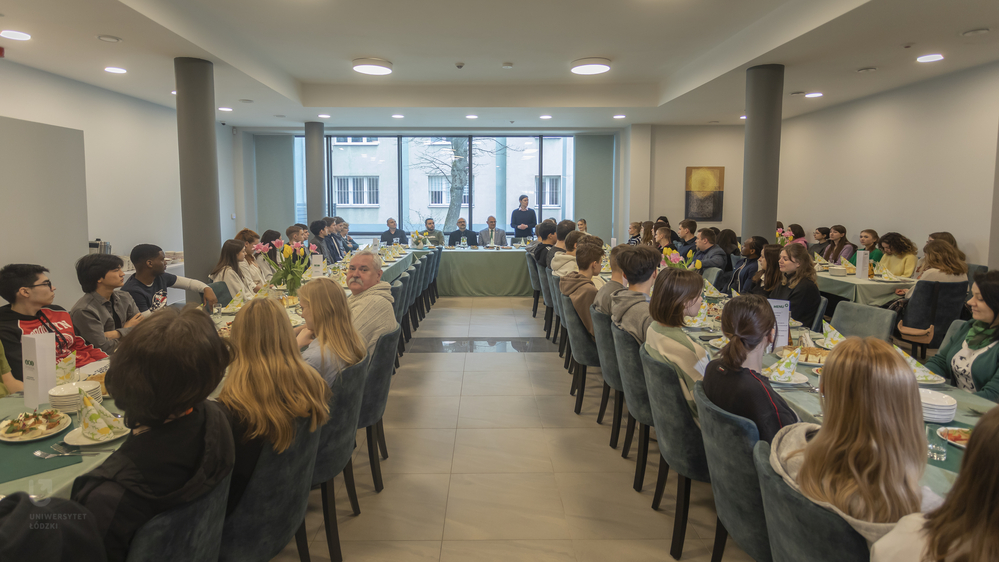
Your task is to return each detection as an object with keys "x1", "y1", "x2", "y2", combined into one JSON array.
[
  {"x1": 816, "y1": 272, "x2": 915, "y2": 306},
  {"x1": 434, "y1": 248, "x2": 533, "y2": 297}
]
